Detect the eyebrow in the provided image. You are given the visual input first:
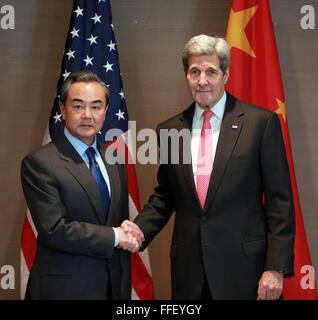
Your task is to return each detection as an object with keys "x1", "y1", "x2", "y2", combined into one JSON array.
[
  {"x1": 71, "y1": 98, "x2": 103, "y2": 104},
  {"x1": 188, "y1": 66, "x2": 217, "y2": 71},
  {"x1": 71, "y1": 98, "x2": 83, "y2": 103}
]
